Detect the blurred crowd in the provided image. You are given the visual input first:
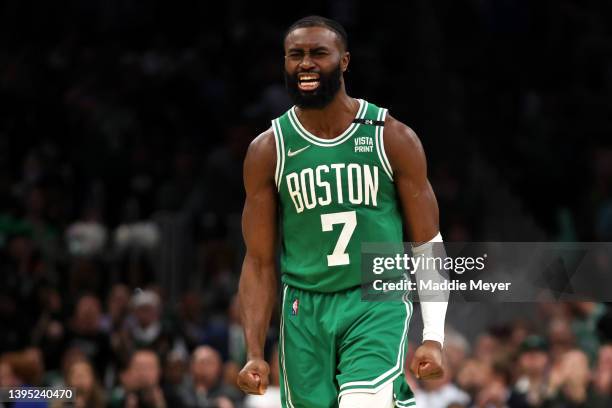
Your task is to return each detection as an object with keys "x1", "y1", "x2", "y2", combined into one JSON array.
[
  {"x1": 411, "y1": 301, "x2": 612, "y2": 408},
  {"x1": 2, "y1": 294, "x2": 612, "y2": 407},
  {"x1": 0, "y1": 288, "x2": 279, "y2": 408},
  {"x1": 1, "y1": 0, "x2": 612, "y2": 407}
]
